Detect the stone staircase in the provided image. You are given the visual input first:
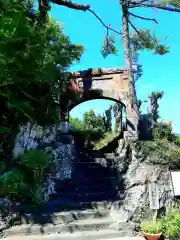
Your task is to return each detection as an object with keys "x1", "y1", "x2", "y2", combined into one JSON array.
[
  {"x1": 41, "y1": 151, "x2": 123, "y2": 212},
  {"x1": 3, "y1": 209, "x2": 137, "y2": 239},
  {"x1": 2, "y1": 151, "x2": 138, "y2": 239}
]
